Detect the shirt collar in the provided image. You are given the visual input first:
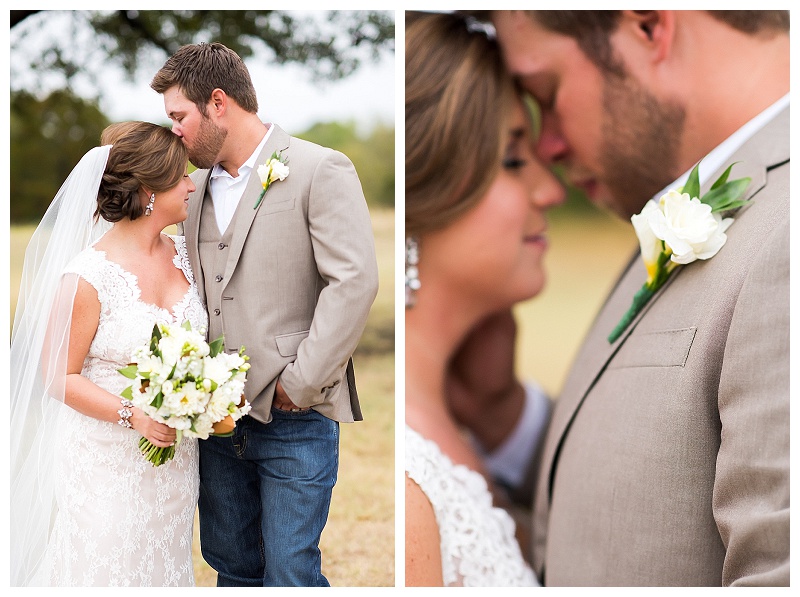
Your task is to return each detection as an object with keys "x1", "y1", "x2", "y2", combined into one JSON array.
[
  {"x1": 653, "y1": 93, "x2": 790, "y2": 199},
  {"x1": 209, "y1": 123, "x2": 274, "y2": 181}
]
